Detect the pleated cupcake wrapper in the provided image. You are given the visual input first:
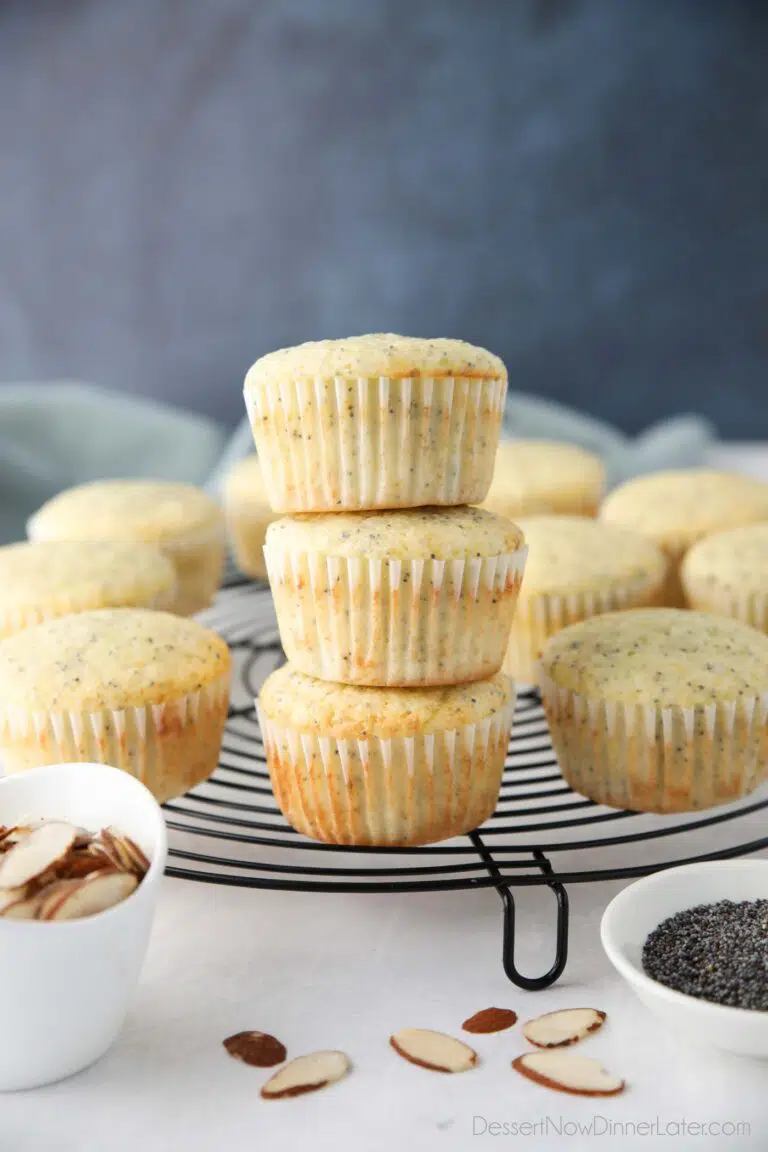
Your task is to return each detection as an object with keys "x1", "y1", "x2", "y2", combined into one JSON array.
[
  {"x1": 257, "y1": 691, "x2": 515, "y2": 845},
  {"x1": 264, "y1": 545, "x2": 527, "y2": 686},
  {"x1": 504, "y1": 575, "x2": 666, "y2": 683},
  {"x1": 245, "y1": 373, "x2": 506, "y2": 512},
  {"x1": 539, "y1": 670, "x2": 768, "y2": 812},
  {"x1": 0, "y1": 672, "x2": 231, "y2": 795},
  {"x1": 0, "y1": 582, "x2": 177, "y2": 638}
]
